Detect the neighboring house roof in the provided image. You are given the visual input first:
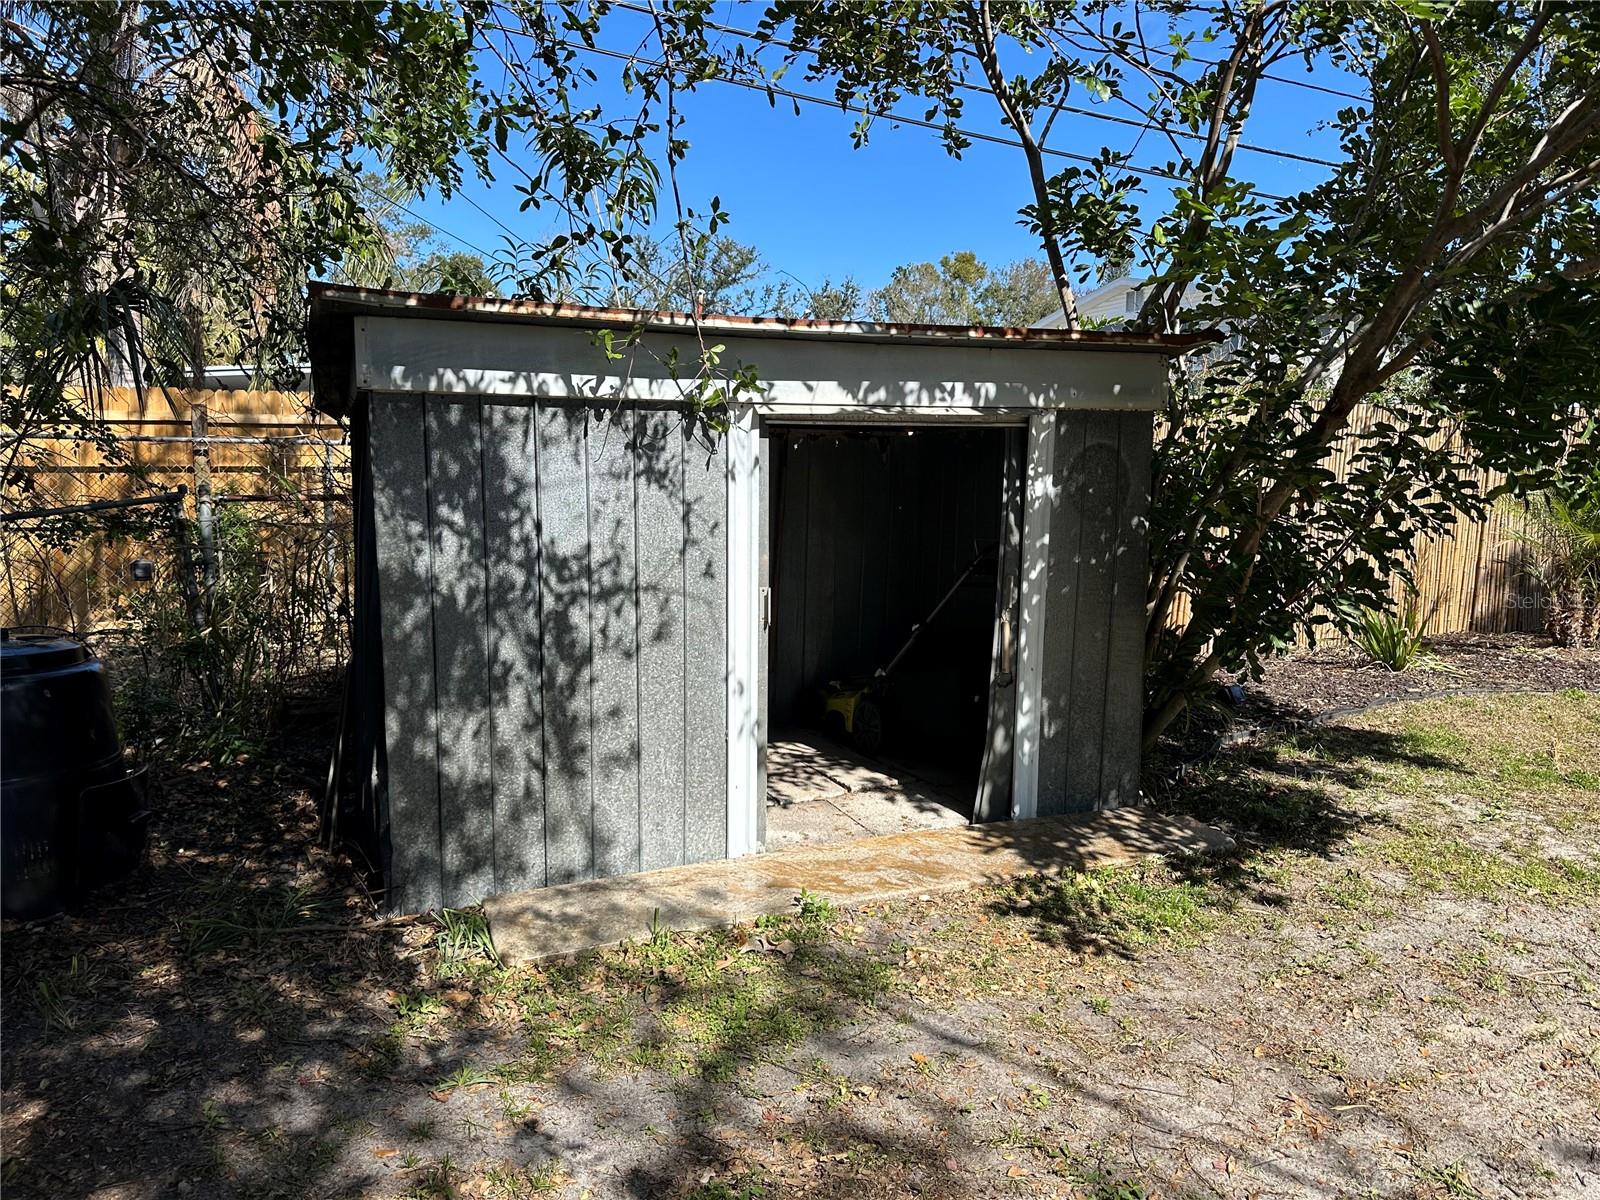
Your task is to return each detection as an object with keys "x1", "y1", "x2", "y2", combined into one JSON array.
[
  {"x1": 1033, "y1": 275, "x2": 1209, "y2": 331},
  {"x1": 197, "y1": 364, "x2": 311, "y2": 390},
  {"x1": 1034, "y1": 277, "x2": 1149, "y2": 329}
]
